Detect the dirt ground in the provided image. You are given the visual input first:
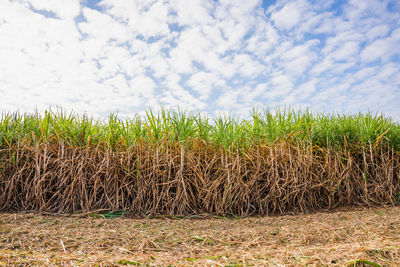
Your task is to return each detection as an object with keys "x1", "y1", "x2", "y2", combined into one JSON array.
[{"x1": 0, "y1": 207, "x2": 399, "y2": 266}]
